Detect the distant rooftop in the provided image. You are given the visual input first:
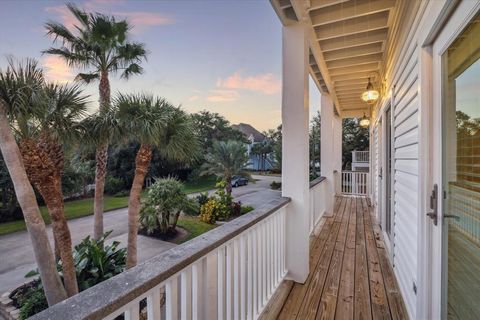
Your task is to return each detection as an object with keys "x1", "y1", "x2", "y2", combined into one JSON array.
[{"x1": 232, "y1": 123, "x2": 266, "y2": 143}]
